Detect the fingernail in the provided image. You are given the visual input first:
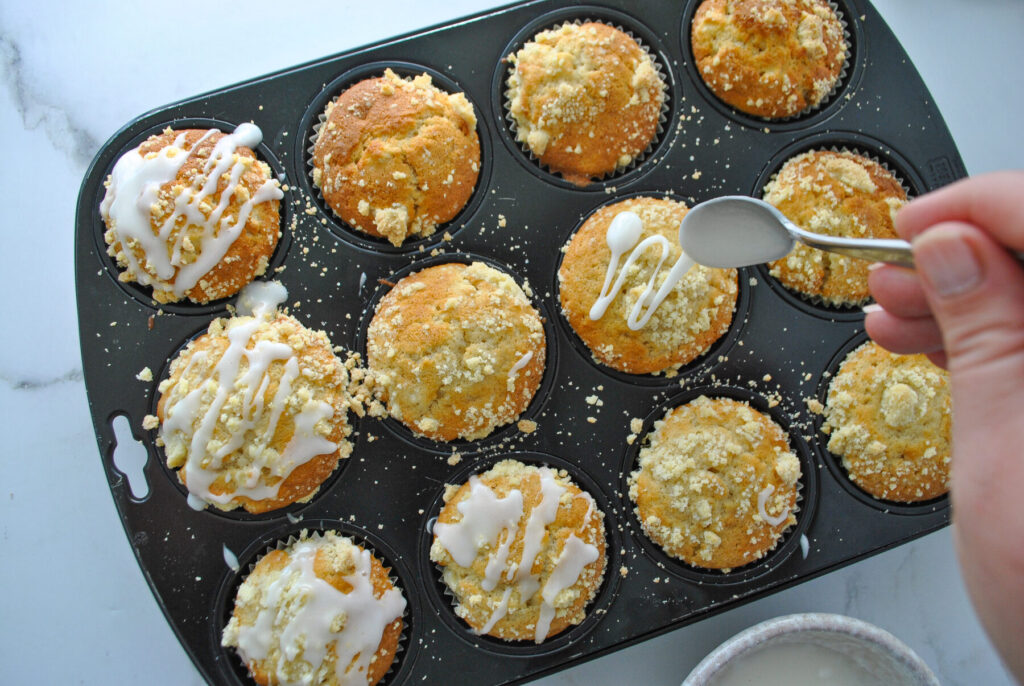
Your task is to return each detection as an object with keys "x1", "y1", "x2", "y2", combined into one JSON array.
[
  {"x1": 867, "y1": 261, "x2": 885, "y2": 271},
  {"x1": 913, "y1": 230, "x2": 983, "y2": 298},
  {"x1": 862, "y1": 303, "x2": 883, "y2": 314}
]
